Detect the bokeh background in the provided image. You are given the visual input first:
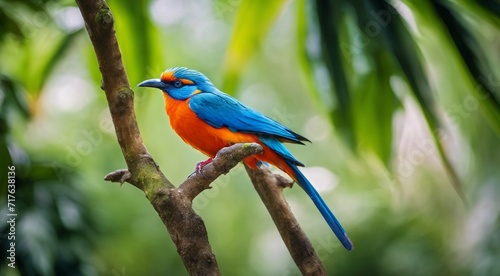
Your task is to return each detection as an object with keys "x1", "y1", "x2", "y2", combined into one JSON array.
[{"x1": 1, "y1": 0, "x2": 499, "y2": 275}]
